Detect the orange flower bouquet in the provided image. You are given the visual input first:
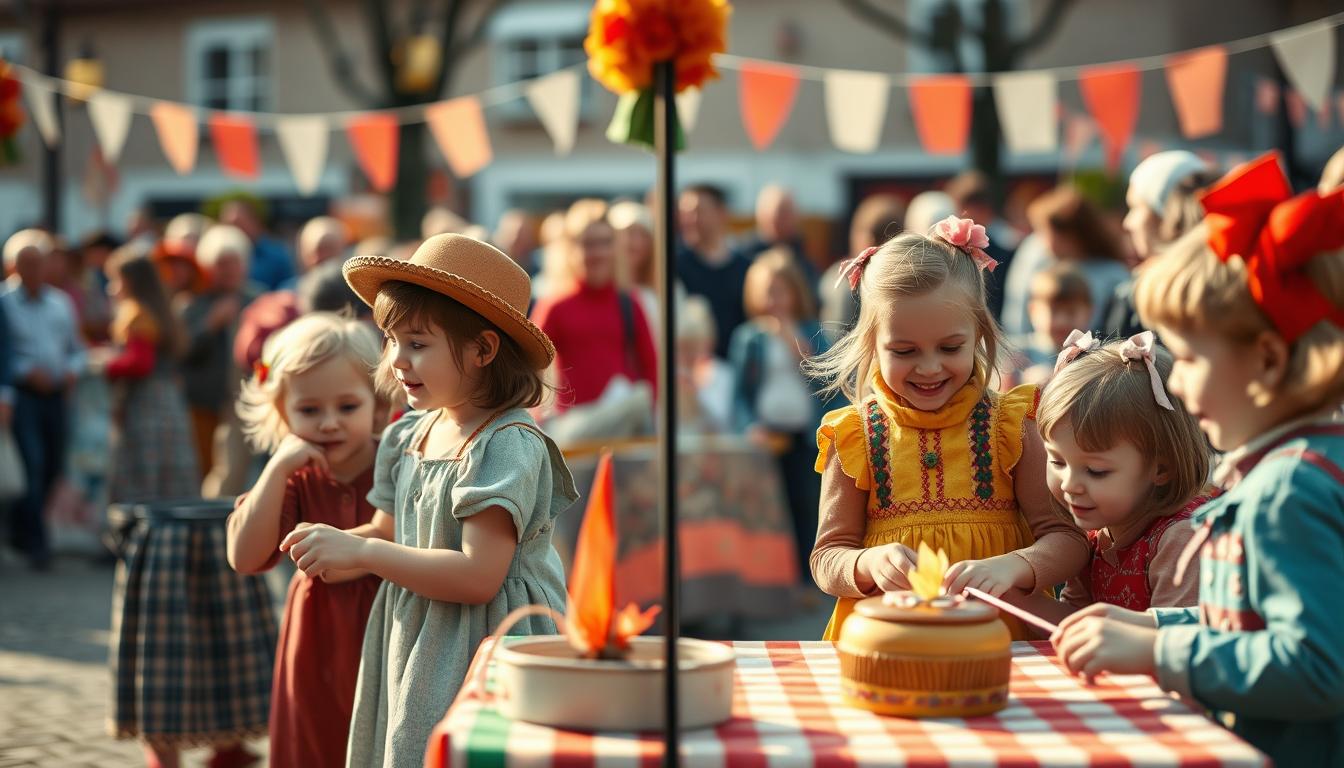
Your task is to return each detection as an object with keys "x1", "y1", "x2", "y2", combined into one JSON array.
[
  {"x1": 0, "y1": 61, "x2": 25, "y2": 166},
  {"x1": 585, "y1": 0, "x2": 731, "y2": 149}
]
